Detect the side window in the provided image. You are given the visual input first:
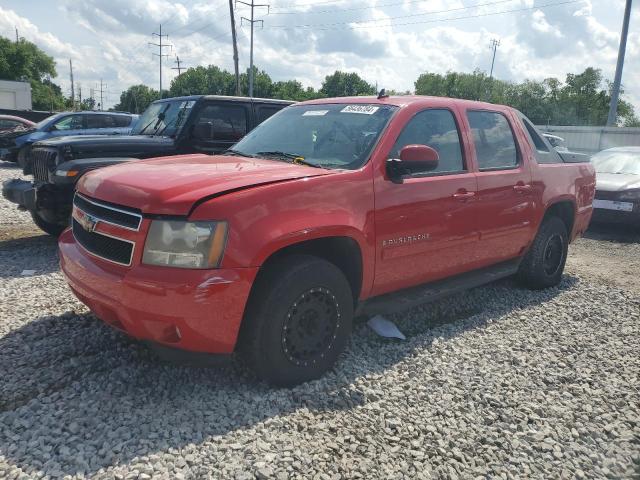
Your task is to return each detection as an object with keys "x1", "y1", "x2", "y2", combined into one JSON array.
[
  {"x1": 53, "y1": 115, "x2": 84, "y2": 131},
  {"x1": 195, "y1": 104, "x2": 248, "y2": 142},
  {"x1": 389, "y1": 109, "x2": 465, "y2": 175},
  {"x1": 0, "y1": 119, "x2": 19, "y2": 128},
  {"x1": 86, "y1": 115, "x2": 114, "y2": 129},
  {"x1": 467, "y1": 111, "x2": 518, "y2": 170},
  {"x1": 255, "y1": 105, "x2": 282, "y2": 125},
  {"x1": 112, "y1": 115, "x2": 133, "y2": 127}
]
